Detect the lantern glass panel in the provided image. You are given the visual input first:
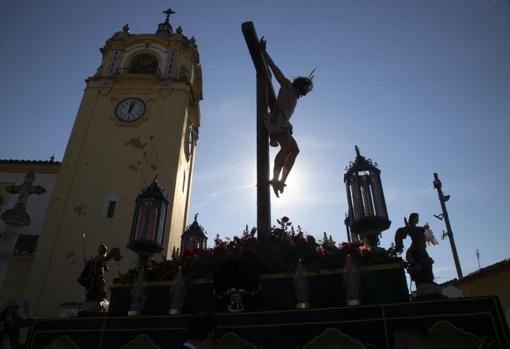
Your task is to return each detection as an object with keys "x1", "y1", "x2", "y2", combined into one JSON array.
[
  {"x1": 130, "y1": 200, "x2": 141, "y2": 242},
  {"x1": 134, "y1": 199, "x2": 150, "y2": 240},
  {"x1": 156, "y1": 201, "x2": 167, "y2": 246},
  {"x1": 145, "y1": 198, "x2": 159, "y2": 241}
]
